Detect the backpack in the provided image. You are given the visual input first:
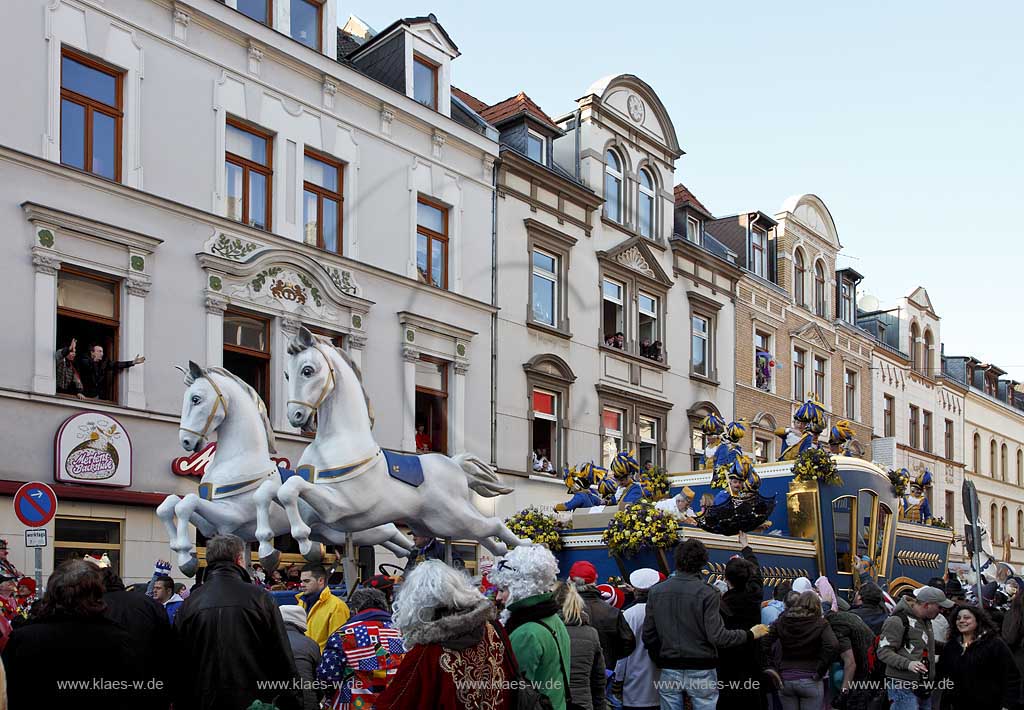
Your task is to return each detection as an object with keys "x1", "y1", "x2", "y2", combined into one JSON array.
[{"x1": 866, "y1": 611, "x2": 909, "y2": 678}]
